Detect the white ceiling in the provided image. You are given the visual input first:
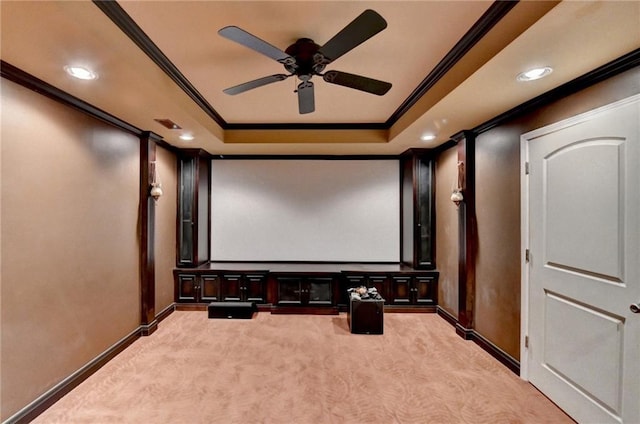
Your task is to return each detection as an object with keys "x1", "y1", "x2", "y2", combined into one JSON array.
[{"x1": 1, "y1": 1, "x2": 639, "y2": 155}]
